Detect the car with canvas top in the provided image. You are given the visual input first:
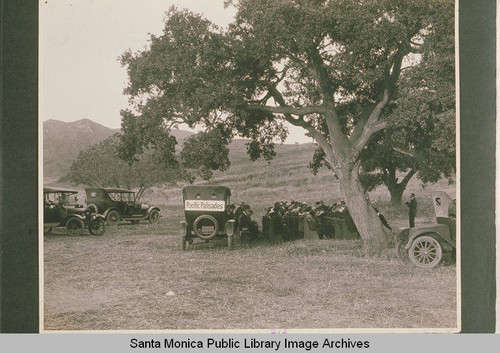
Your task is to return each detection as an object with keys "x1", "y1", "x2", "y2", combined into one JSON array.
[
  {"x1": 44, "y1": 186, "x2": 106, "y2": 236},
  {"x1": 85, "y1": 187, "x2": 160, "y2": 225}
]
